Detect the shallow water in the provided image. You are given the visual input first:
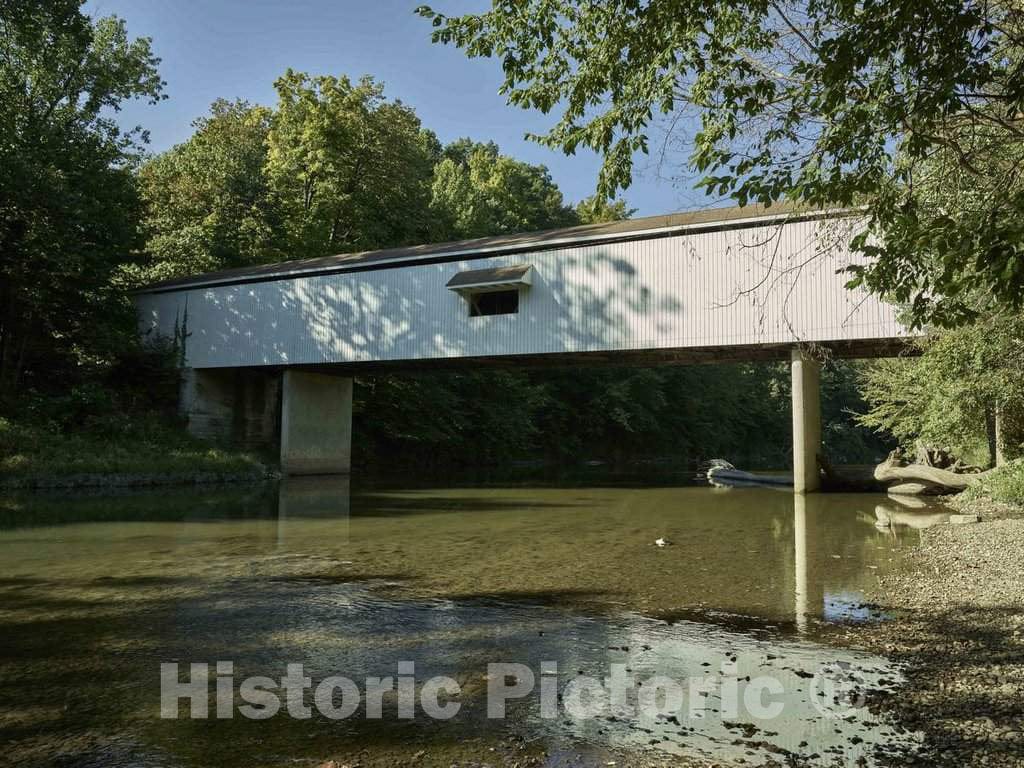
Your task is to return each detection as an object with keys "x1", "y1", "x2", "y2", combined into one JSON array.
[{"x1": 0, "y1": 480, "x2": 948, "y2": 767}]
